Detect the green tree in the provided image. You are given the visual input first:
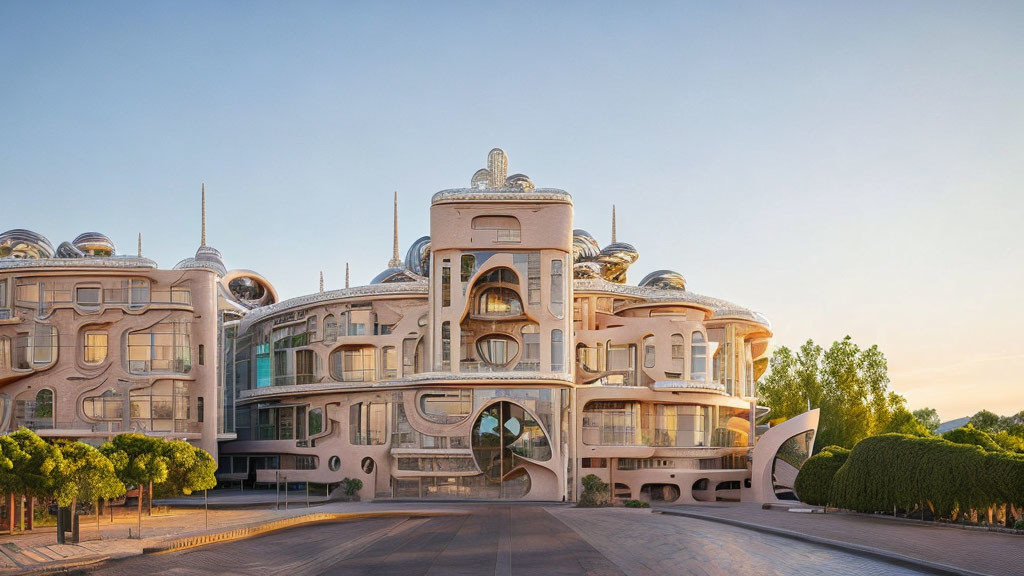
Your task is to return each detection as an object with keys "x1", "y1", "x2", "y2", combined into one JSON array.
[
  {"x1": 0, "y1": 429, "x2": 62, "y2": 532},
  {"x1": 160, "y1": 441, "x2": 217, "y2": 496},
  {"x1": 969, "y1": 410, "x2": 1001, "y2": 433},
  {"x1": 912, "y1": 407, "x2": 942, "y2": 434},
  {"x1": 52, "y1": 441, "x2": 124, "y2": 543},
  {"x1": 761, "y1": 336, "x2": 910, "y2": 450},
  {"x1": 100, "y1": 434, "x2": 168, "y2": 534}
]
